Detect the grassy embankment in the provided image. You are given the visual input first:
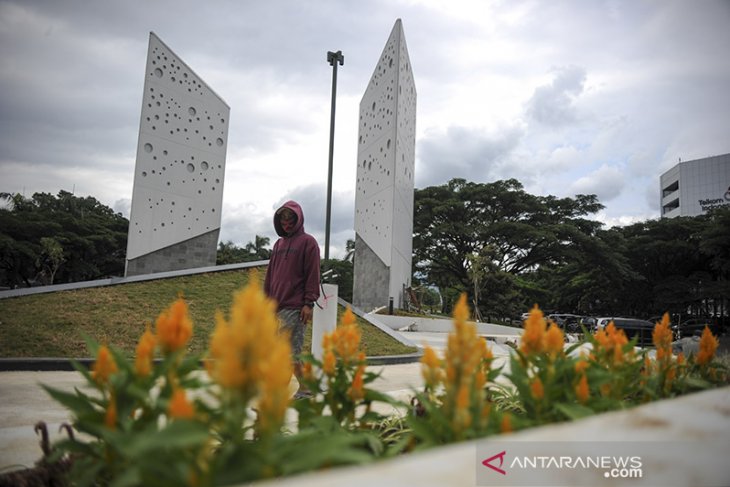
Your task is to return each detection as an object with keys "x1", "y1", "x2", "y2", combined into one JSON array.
[{"x1": 0, "y1": 268, "x2": 417, "y2": 358}]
